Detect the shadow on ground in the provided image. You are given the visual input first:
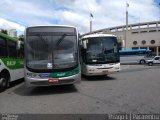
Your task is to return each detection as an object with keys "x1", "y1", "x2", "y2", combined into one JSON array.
[
  {"x1": 14, "y1": 83, "x2": 78, "y2": 96},
  {"x1": 9, "y1": 78, "x2": 24, "y2": 88},
  {"x1": 82, "y1": 75, "x2": 117, "y2": 81}
]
